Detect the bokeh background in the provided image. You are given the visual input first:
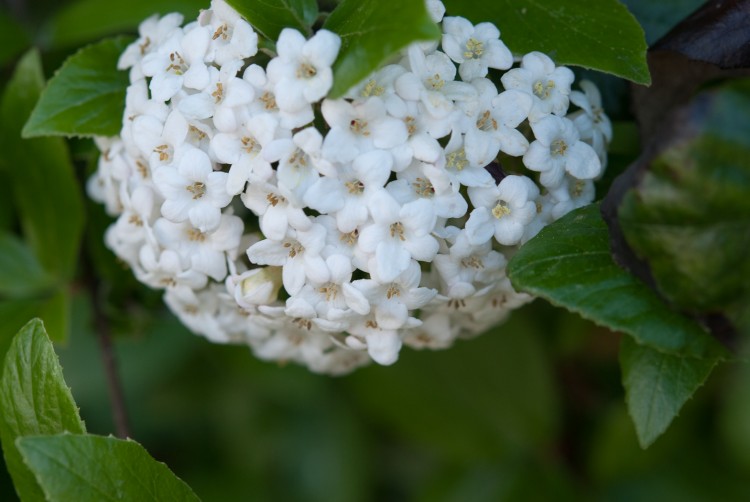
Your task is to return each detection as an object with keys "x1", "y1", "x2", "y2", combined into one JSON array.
[{"x1": 1, "y1": 0, "x2": 749, "y2": 500}]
